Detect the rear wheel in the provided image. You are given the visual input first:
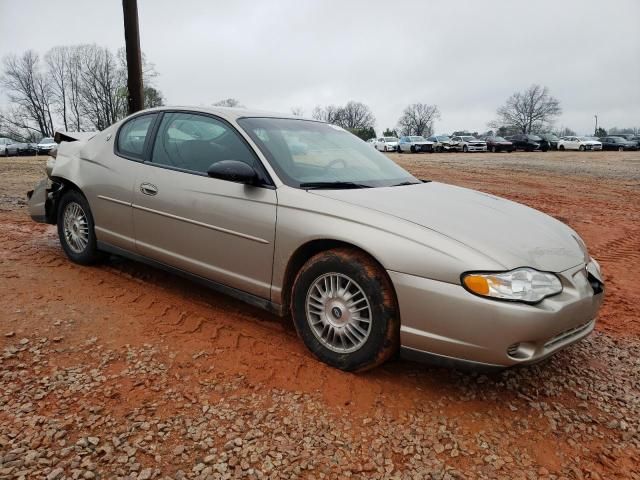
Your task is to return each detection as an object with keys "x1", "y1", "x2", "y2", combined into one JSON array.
[
  {"x1": 490, "y1": 146, "x2": 497, "y2": 153},
  {"x1": 410, "y1": 145, "x2": 416, "y2": 153},
  {"x1": 291, "y1": 248, "x2": 399, "y2": 372},
  {"x1": 618, "y1": 146, "x2": 624, "y2": 152},
  {"x1": 462, "y1": 145, "x2": 468, "y2": 153},
  {"x1": 57, "y1": 190, "x2": 103, "y2": 265},
  {"x1": 559, "y1": 145, "x2": 565, "y2": 151}
]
